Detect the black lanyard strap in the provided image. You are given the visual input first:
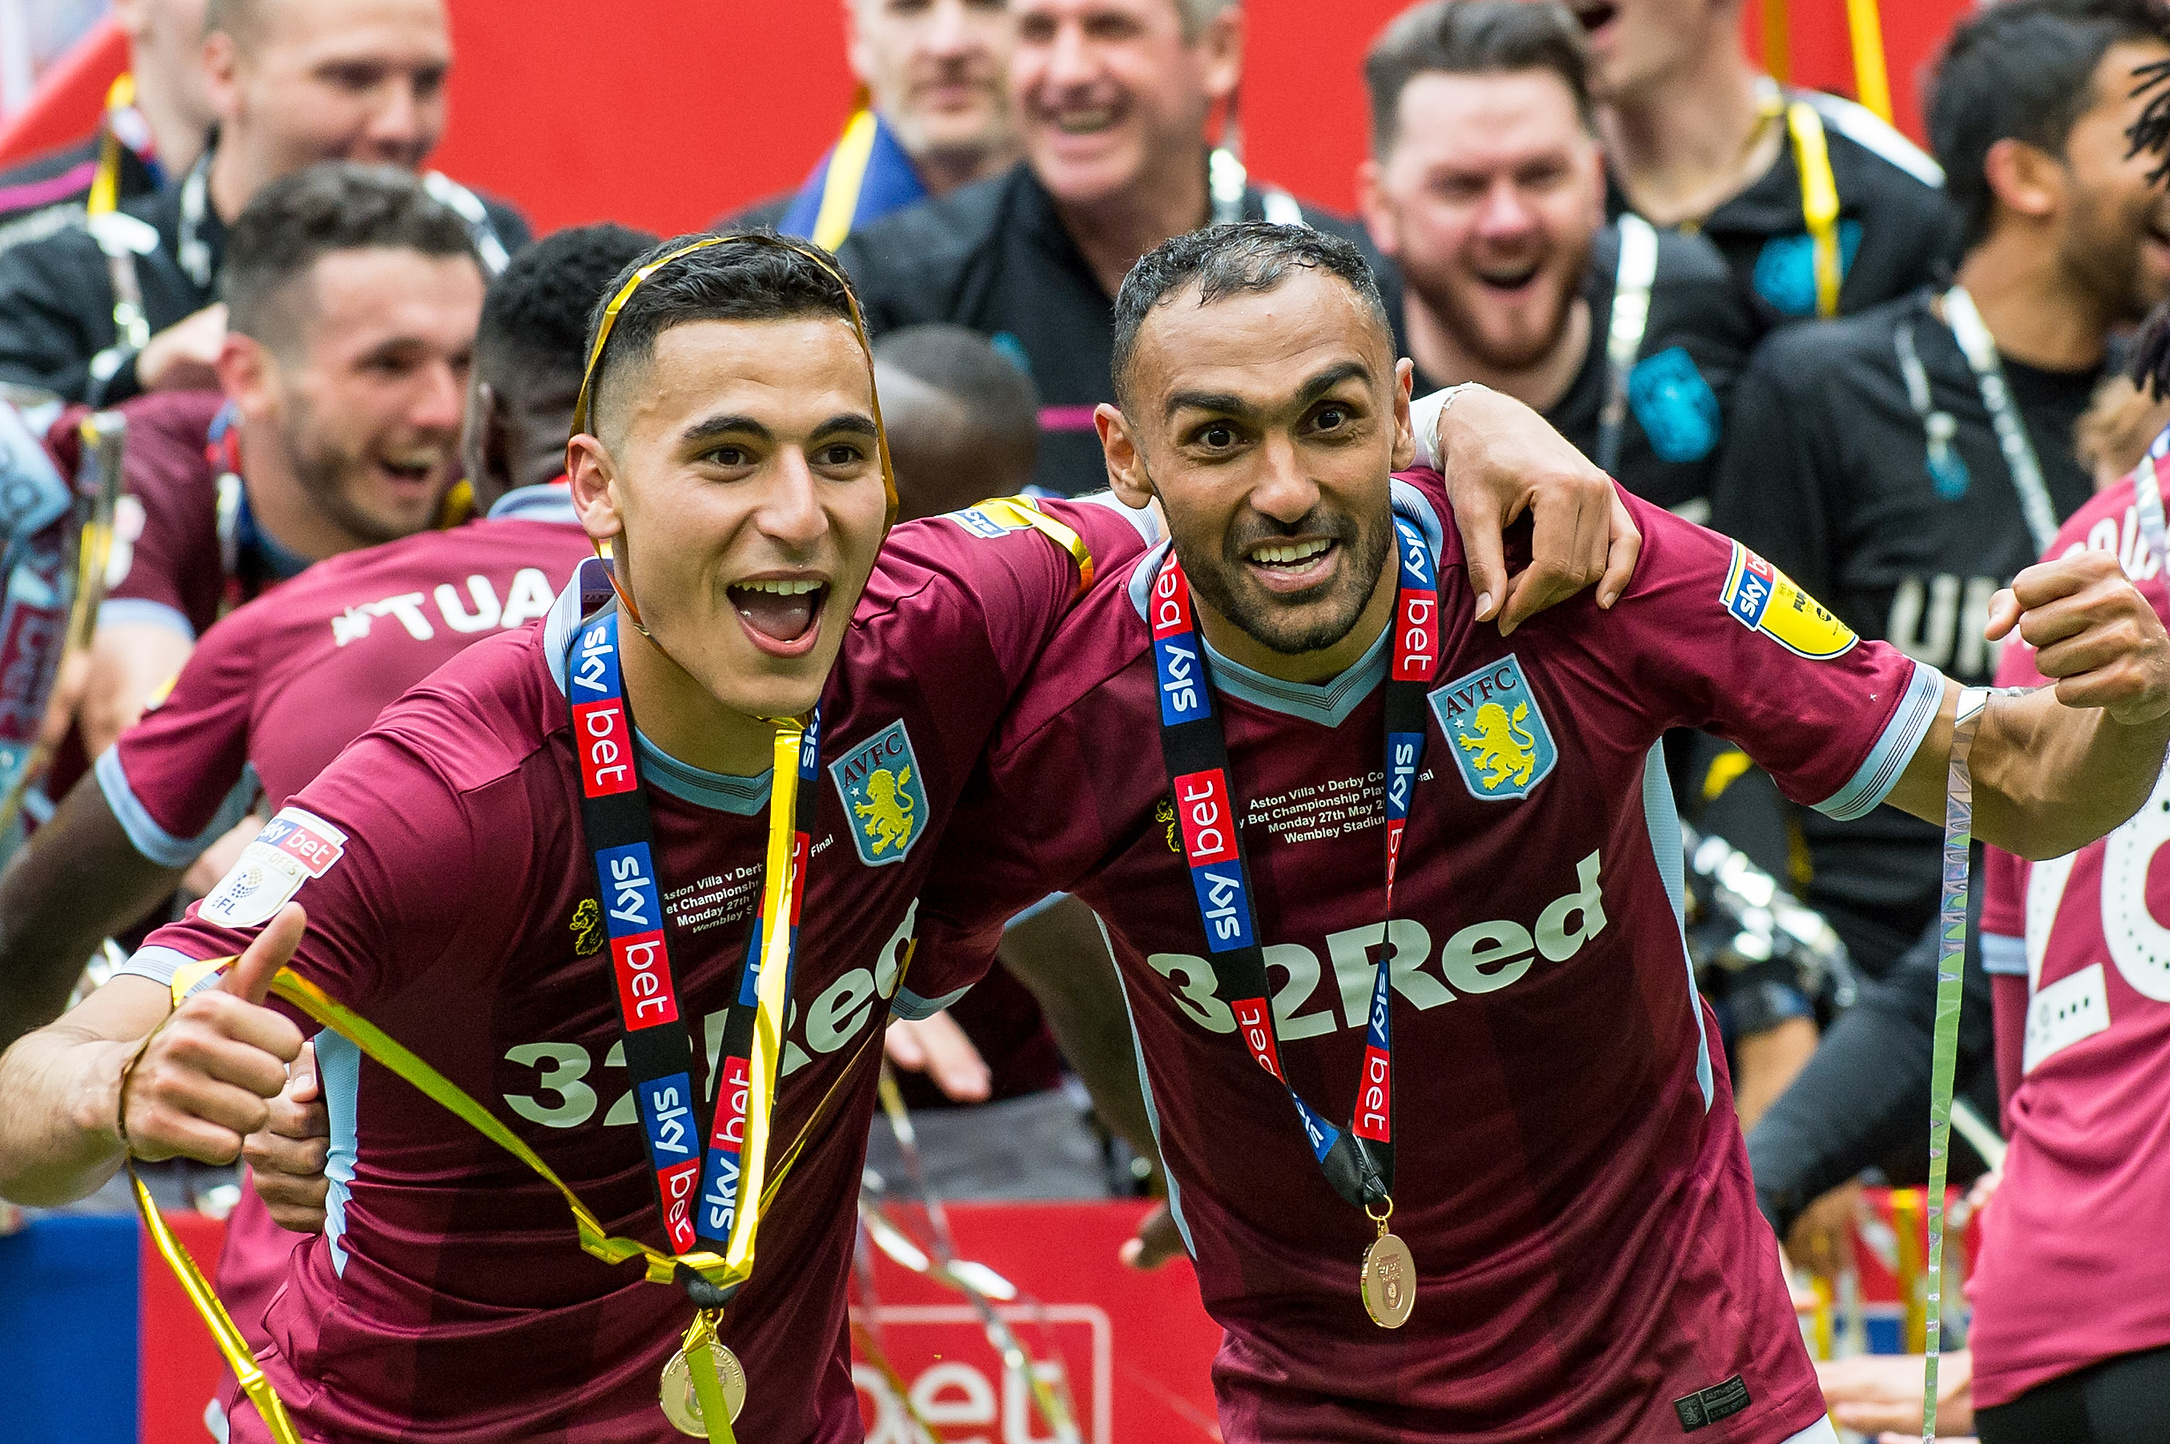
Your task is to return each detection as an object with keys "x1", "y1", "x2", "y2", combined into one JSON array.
[{"x1": 1149, "y1": 515, "x2": 1439, "y2": 1210}]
